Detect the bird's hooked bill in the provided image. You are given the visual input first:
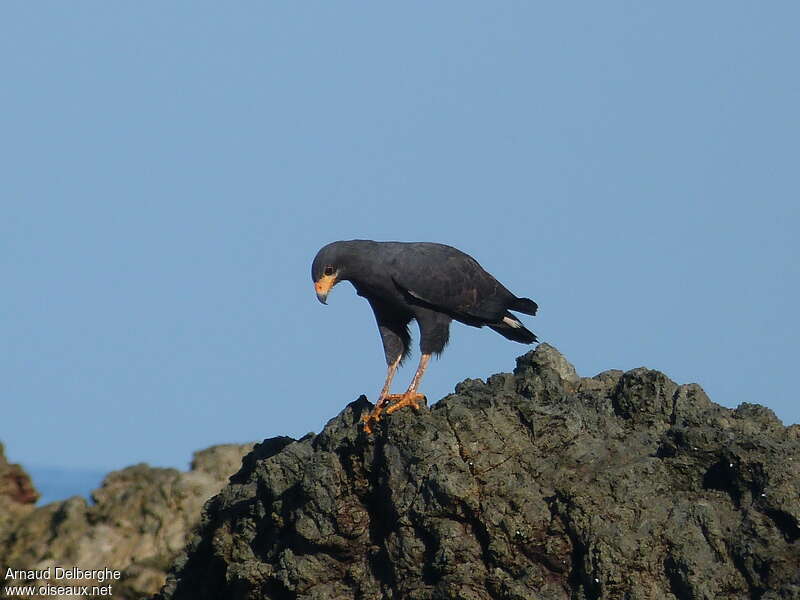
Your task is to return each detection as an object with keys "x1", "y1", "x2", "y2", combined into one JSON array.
[{"x1": 314, "y1": 274, "x2": 337, "y2": 304}]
